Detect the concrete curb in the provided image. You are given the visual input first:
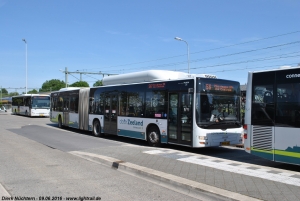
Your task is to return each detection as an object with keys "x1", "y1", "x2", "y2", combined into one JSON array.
[{"x1": 70, "y1": 151, "x2": 261, "y2": 201}]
